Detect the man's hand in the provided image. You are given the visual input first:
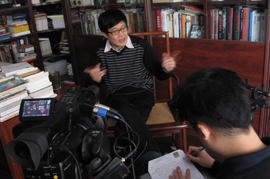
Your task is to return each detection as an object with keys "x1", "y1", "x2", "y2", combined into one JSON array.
[
  {"x1": 162, "y1": 50, "x2": 181, "y2": 72},
  {"x1": 84, "y1": 63, "x2": 107, "y2": 82},
  {"x1": 185, "y1": 146, "x2": 215, "y2": 168},
  {"x1": 169, "y1": 166, "x2": 190, "y2": 179}
]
